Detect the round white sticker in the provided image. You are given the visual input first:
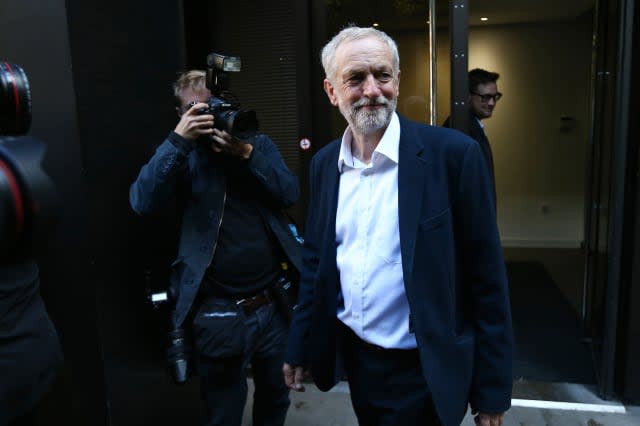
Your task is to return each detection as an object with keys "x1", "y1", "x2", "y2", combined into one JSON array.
[{"x1": 299, "y1": 138, "x2": 311, "y2": 150}]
